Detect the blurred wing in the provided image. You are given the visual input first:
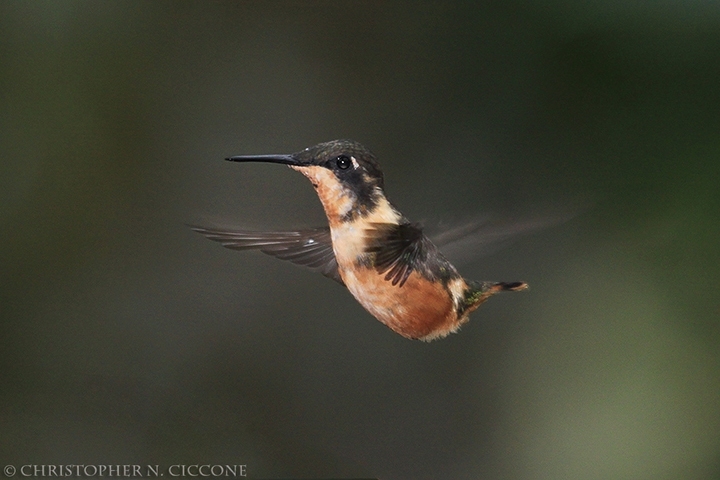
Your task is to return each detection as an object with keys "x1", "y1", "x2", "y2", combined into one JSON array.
[
  {"x1": 429, "y1": 213, "x2": 576, "y2": 266},
  {"x1": 364, "y1": 222, "x2": 433, "y2": 287},
  {"x1": 191, "y1": 225, "x2": 343, "y2": 285}
]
